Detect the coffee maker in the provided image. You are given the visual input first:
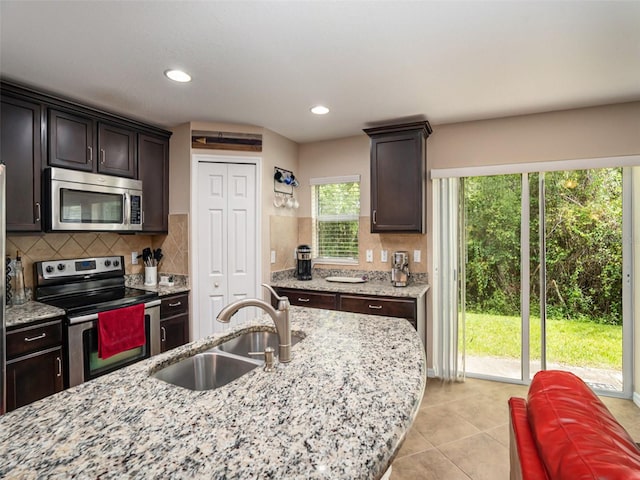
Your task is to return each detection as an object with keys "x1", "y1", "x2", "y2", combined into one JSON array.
[
  {"x1": 391, "y1": 251, "x2": 410, "y2": 287},
  {"x1": 296, "y1": 245, "x2": 312, "y2": 280}
]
